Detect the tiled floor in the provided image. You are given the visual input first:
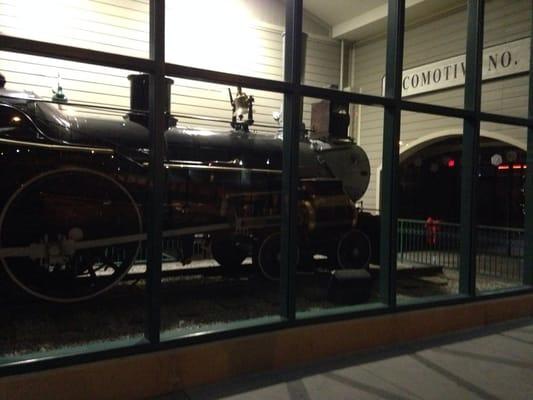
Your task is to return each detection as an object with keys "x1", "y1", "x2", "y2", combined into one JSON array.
[{"x1": 154, "y1": 318, "x2": 533, "y2": 399}]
